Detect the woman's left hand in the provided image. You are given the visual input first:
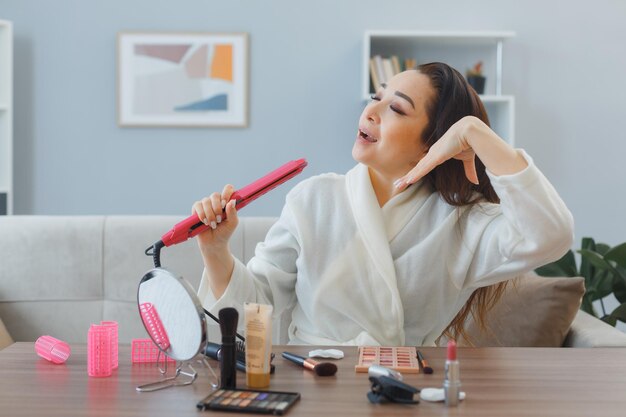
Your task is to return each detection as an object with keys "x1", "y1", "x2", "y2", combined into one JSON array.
[{"x1": 394, "y1": 116, "x2": 481, "y2": 190}]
